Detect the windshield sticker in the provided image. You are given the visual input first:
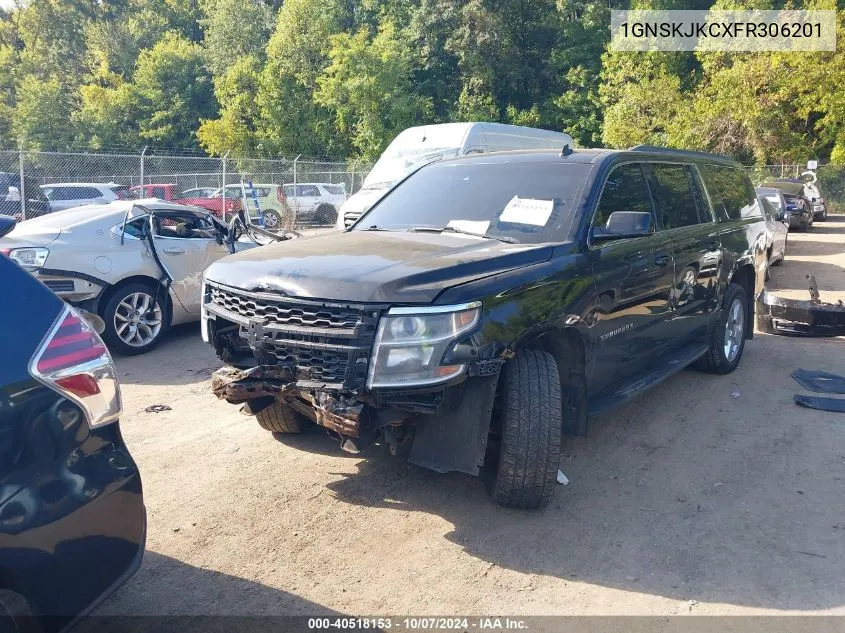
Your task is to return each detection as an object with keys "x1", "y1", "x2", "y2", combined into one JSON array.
[
  {"x1": 447, "y1": 219, "x2": 490, "y2": 235},
  {"x1": 500, "y1": 196, "x2": 555, "y2": 226}
]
